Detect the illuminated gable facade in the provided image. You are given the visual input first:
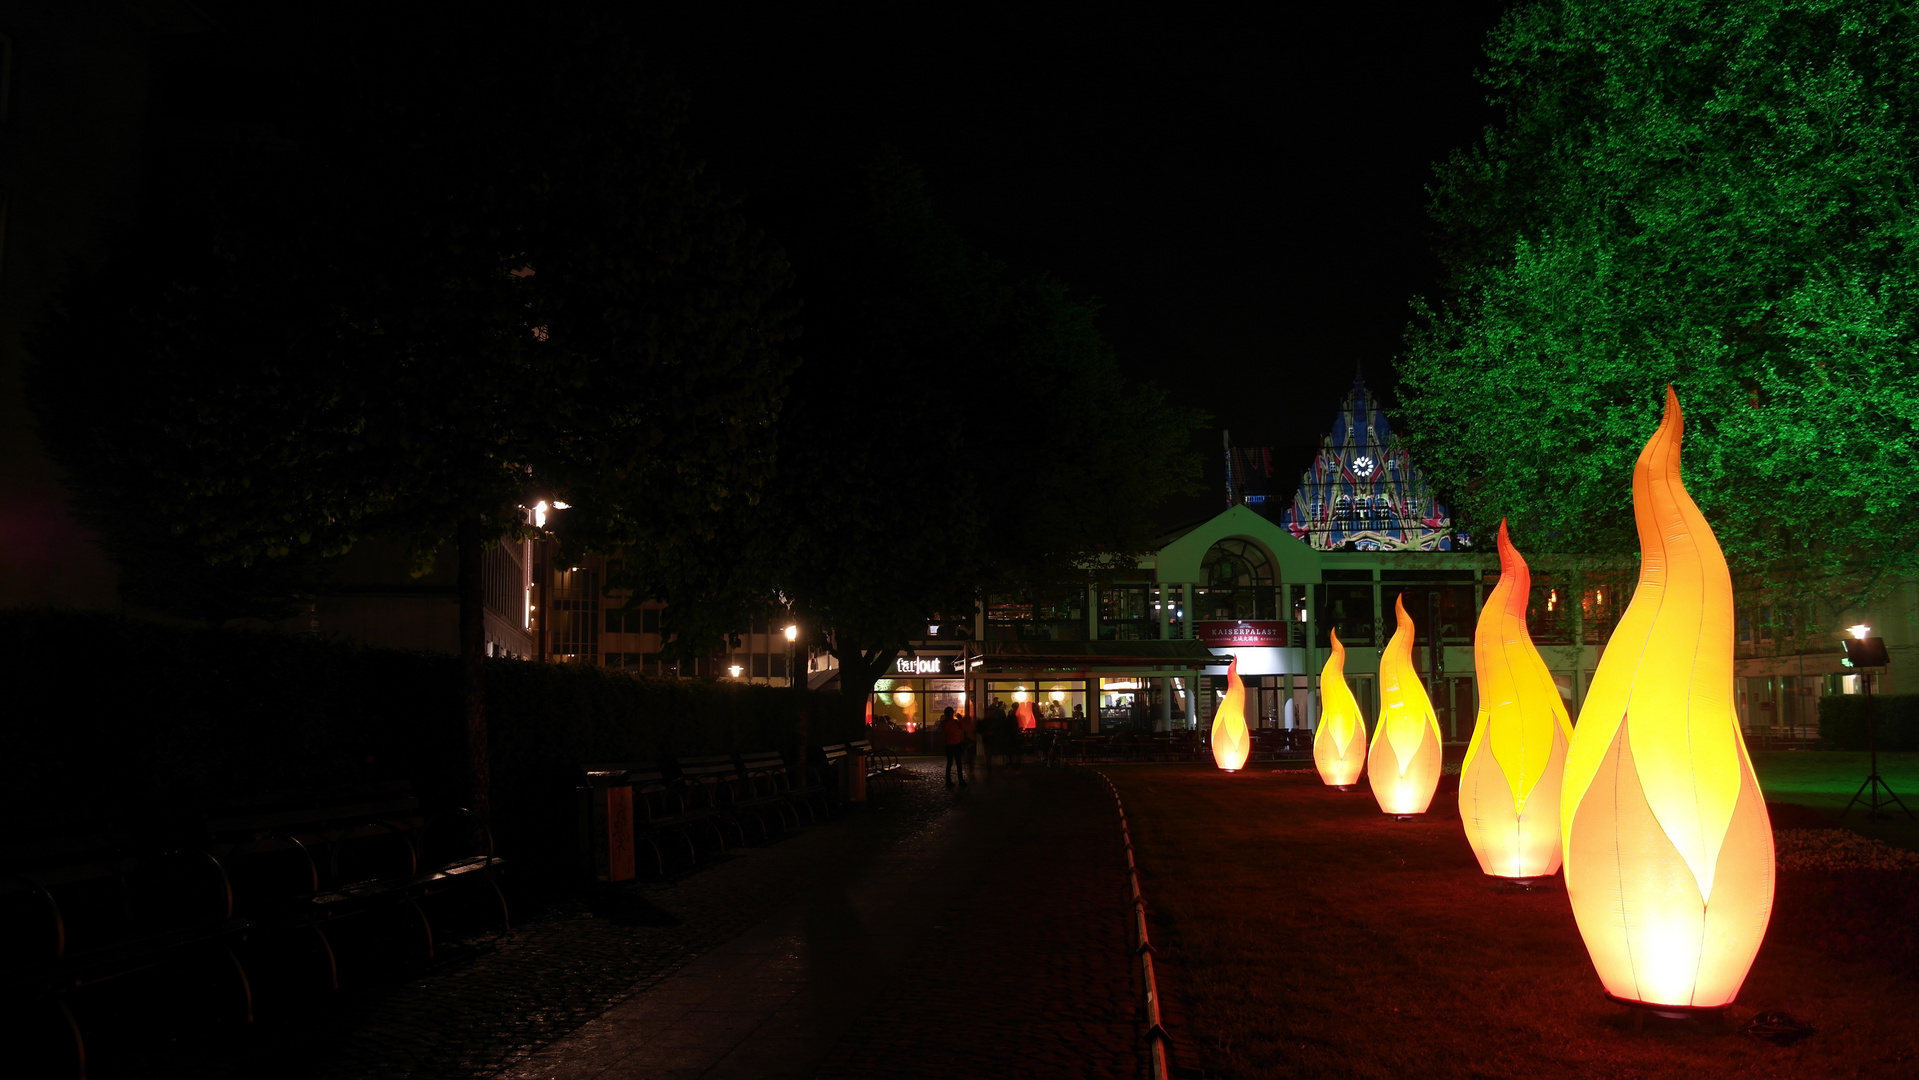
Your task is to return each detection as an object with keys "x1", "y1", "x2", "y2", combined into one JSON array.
[{"x1": 1282, "y1": 377, "x2": 1458, "y2": 551}]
